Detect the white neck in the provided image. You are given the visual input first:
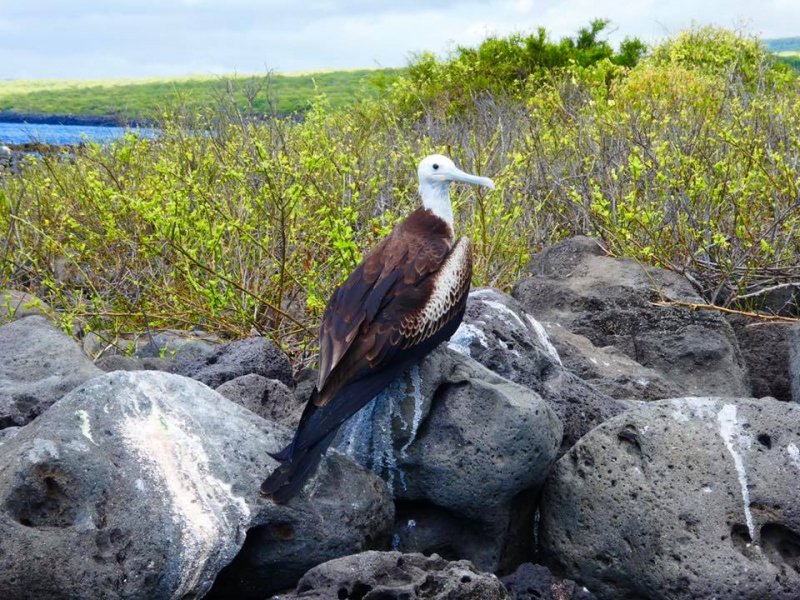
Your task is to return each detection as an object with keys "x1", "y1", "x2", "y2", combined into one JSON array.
[{"x1": 419, "y1": 180, "x2": 454, "y2": 226}]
